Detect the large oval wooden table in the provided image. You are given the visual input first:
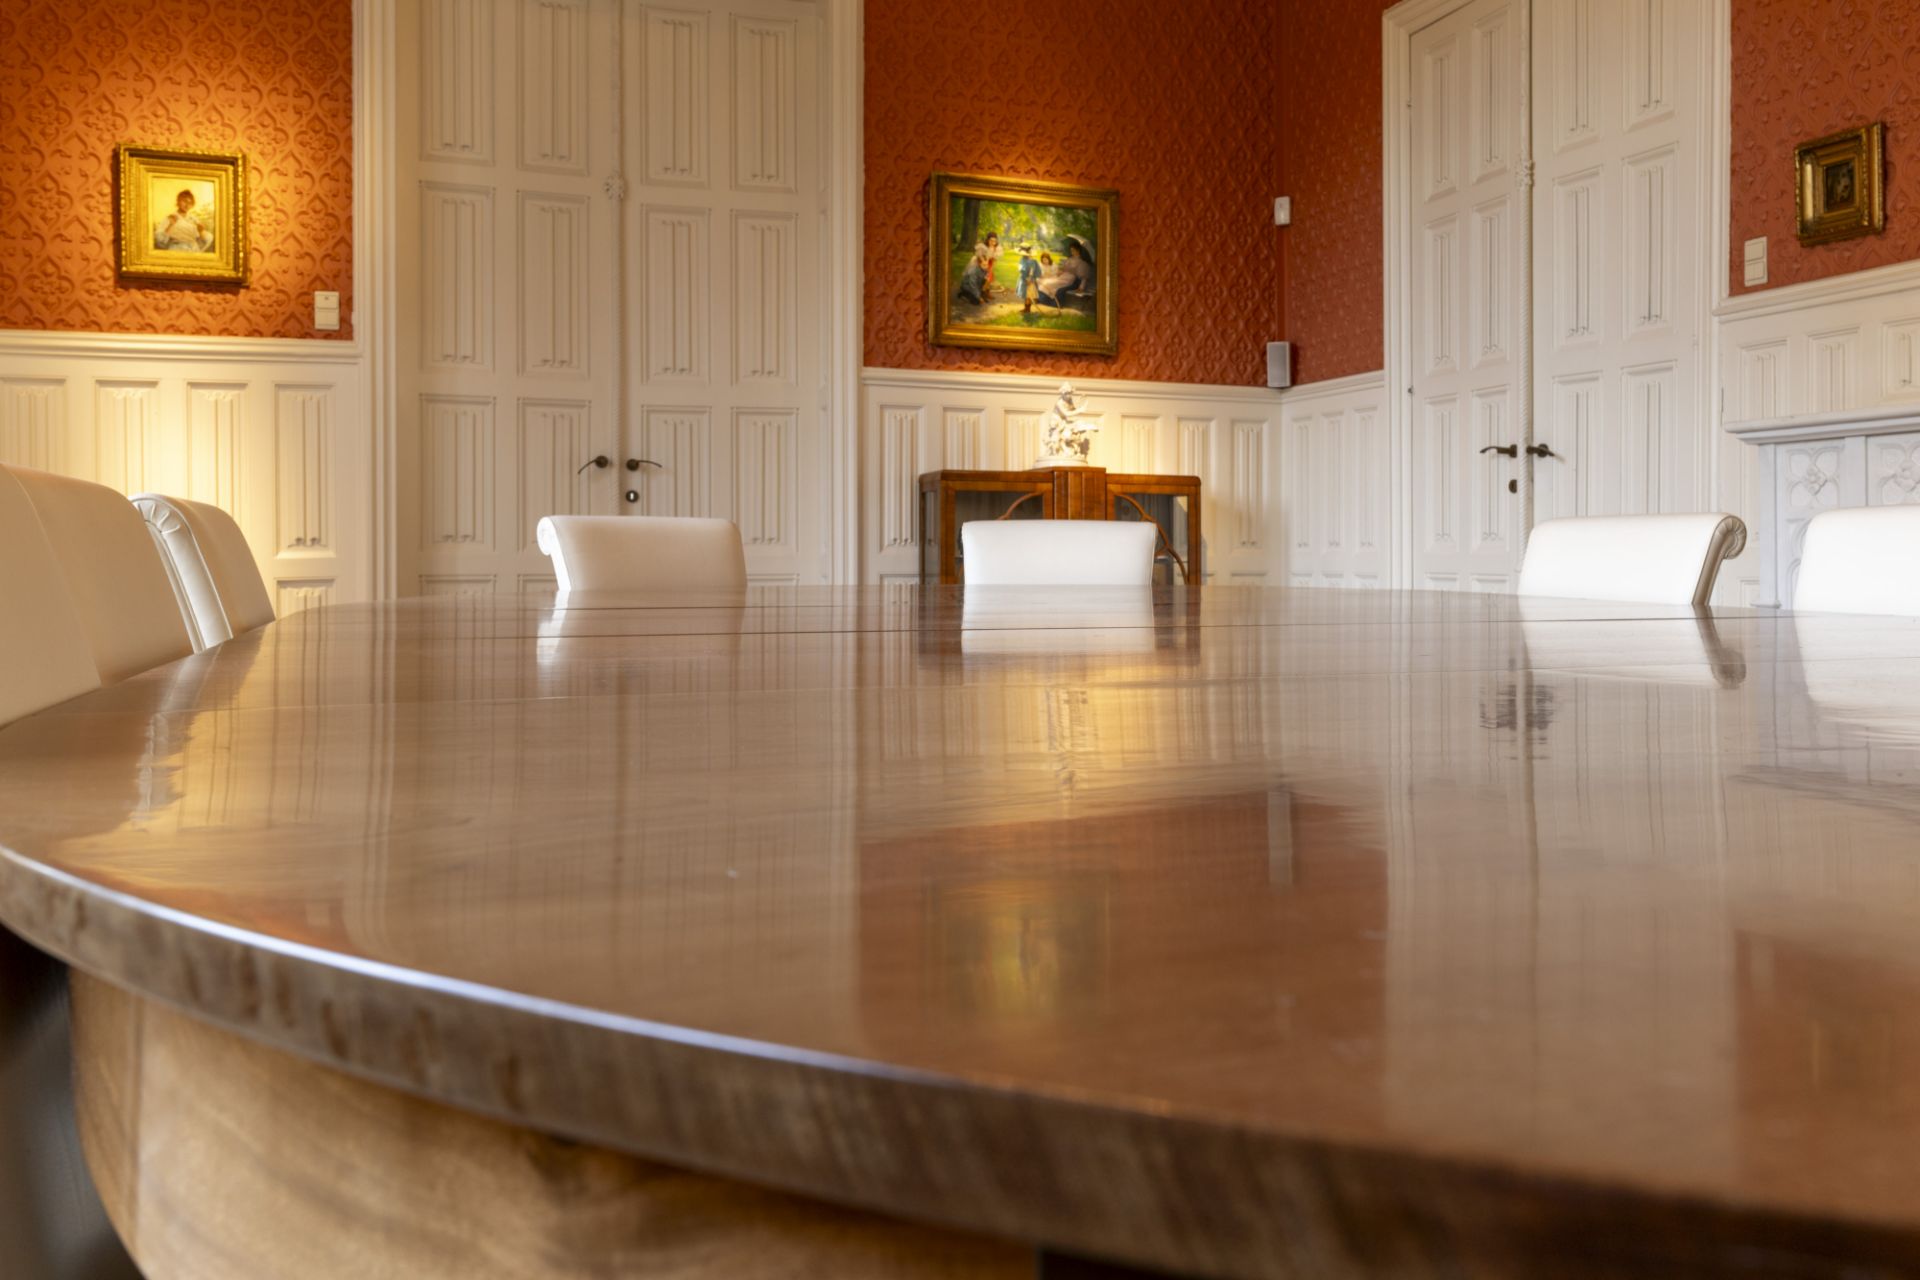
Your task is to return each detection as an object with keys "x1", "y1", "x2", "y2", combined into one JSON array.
[{"x1": 9, "y1": 585, "x2": 1920, "y2": 1279}]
